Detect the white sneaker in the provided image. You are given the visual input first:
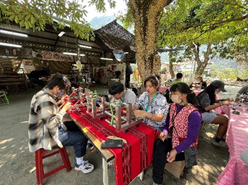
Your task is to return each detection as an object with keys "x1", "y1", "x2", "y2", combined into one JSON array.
[
  {"x1": 75, "y1": 161, "x2": 94, "y2": 173},
  {"x1": 153, "y1": 182, "x2": 161, "y2": 185},
  {"x1": 211, "y1": 139, "x2": 228, "y2": 148}
]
